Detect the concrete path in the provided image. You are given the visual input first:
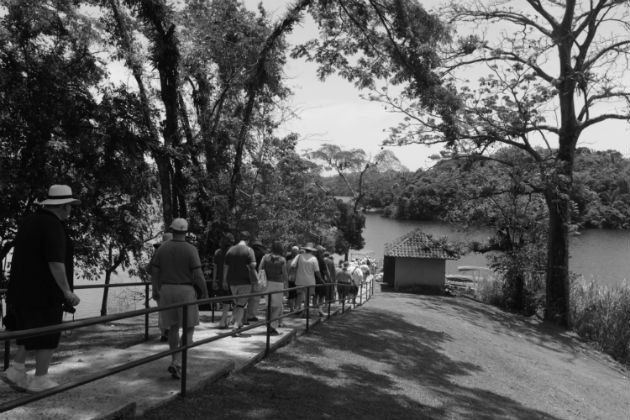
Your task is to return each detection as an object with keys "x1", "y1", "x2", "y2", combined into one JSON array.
[{"x1": 0, "y1": 297, "x2": 364, "y2": 420}]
